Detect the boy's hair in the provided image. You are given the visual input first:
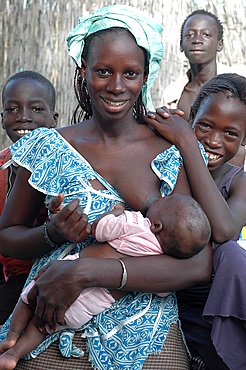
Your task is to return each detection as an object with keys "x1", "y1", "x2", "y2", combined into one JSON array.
[
  {"x1": 180, "y1": 9, "x2": 224, "y2": 46},
  {"x1": 2, "y1": 71, "x2": 56, "y2": 111},
  {"x1": 189, "y1": 73, "x2": 246, "y2": 126}
]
